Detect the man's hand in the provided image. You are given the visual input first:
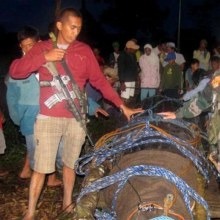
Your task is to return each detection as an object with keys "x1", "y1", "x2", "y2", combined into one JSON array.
[
  {"x1": 120, "y1": 104, "x2": 143, "y2": 121},
  {"x1": 157, "y1": 112, "x2": 177, "y2": 119},
  {"x1": 94, "y1": 107, "x2": 109, "y2": 118},
  {"x1": 44, "y1": 48, "x2": 66, "y2": 62}
]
